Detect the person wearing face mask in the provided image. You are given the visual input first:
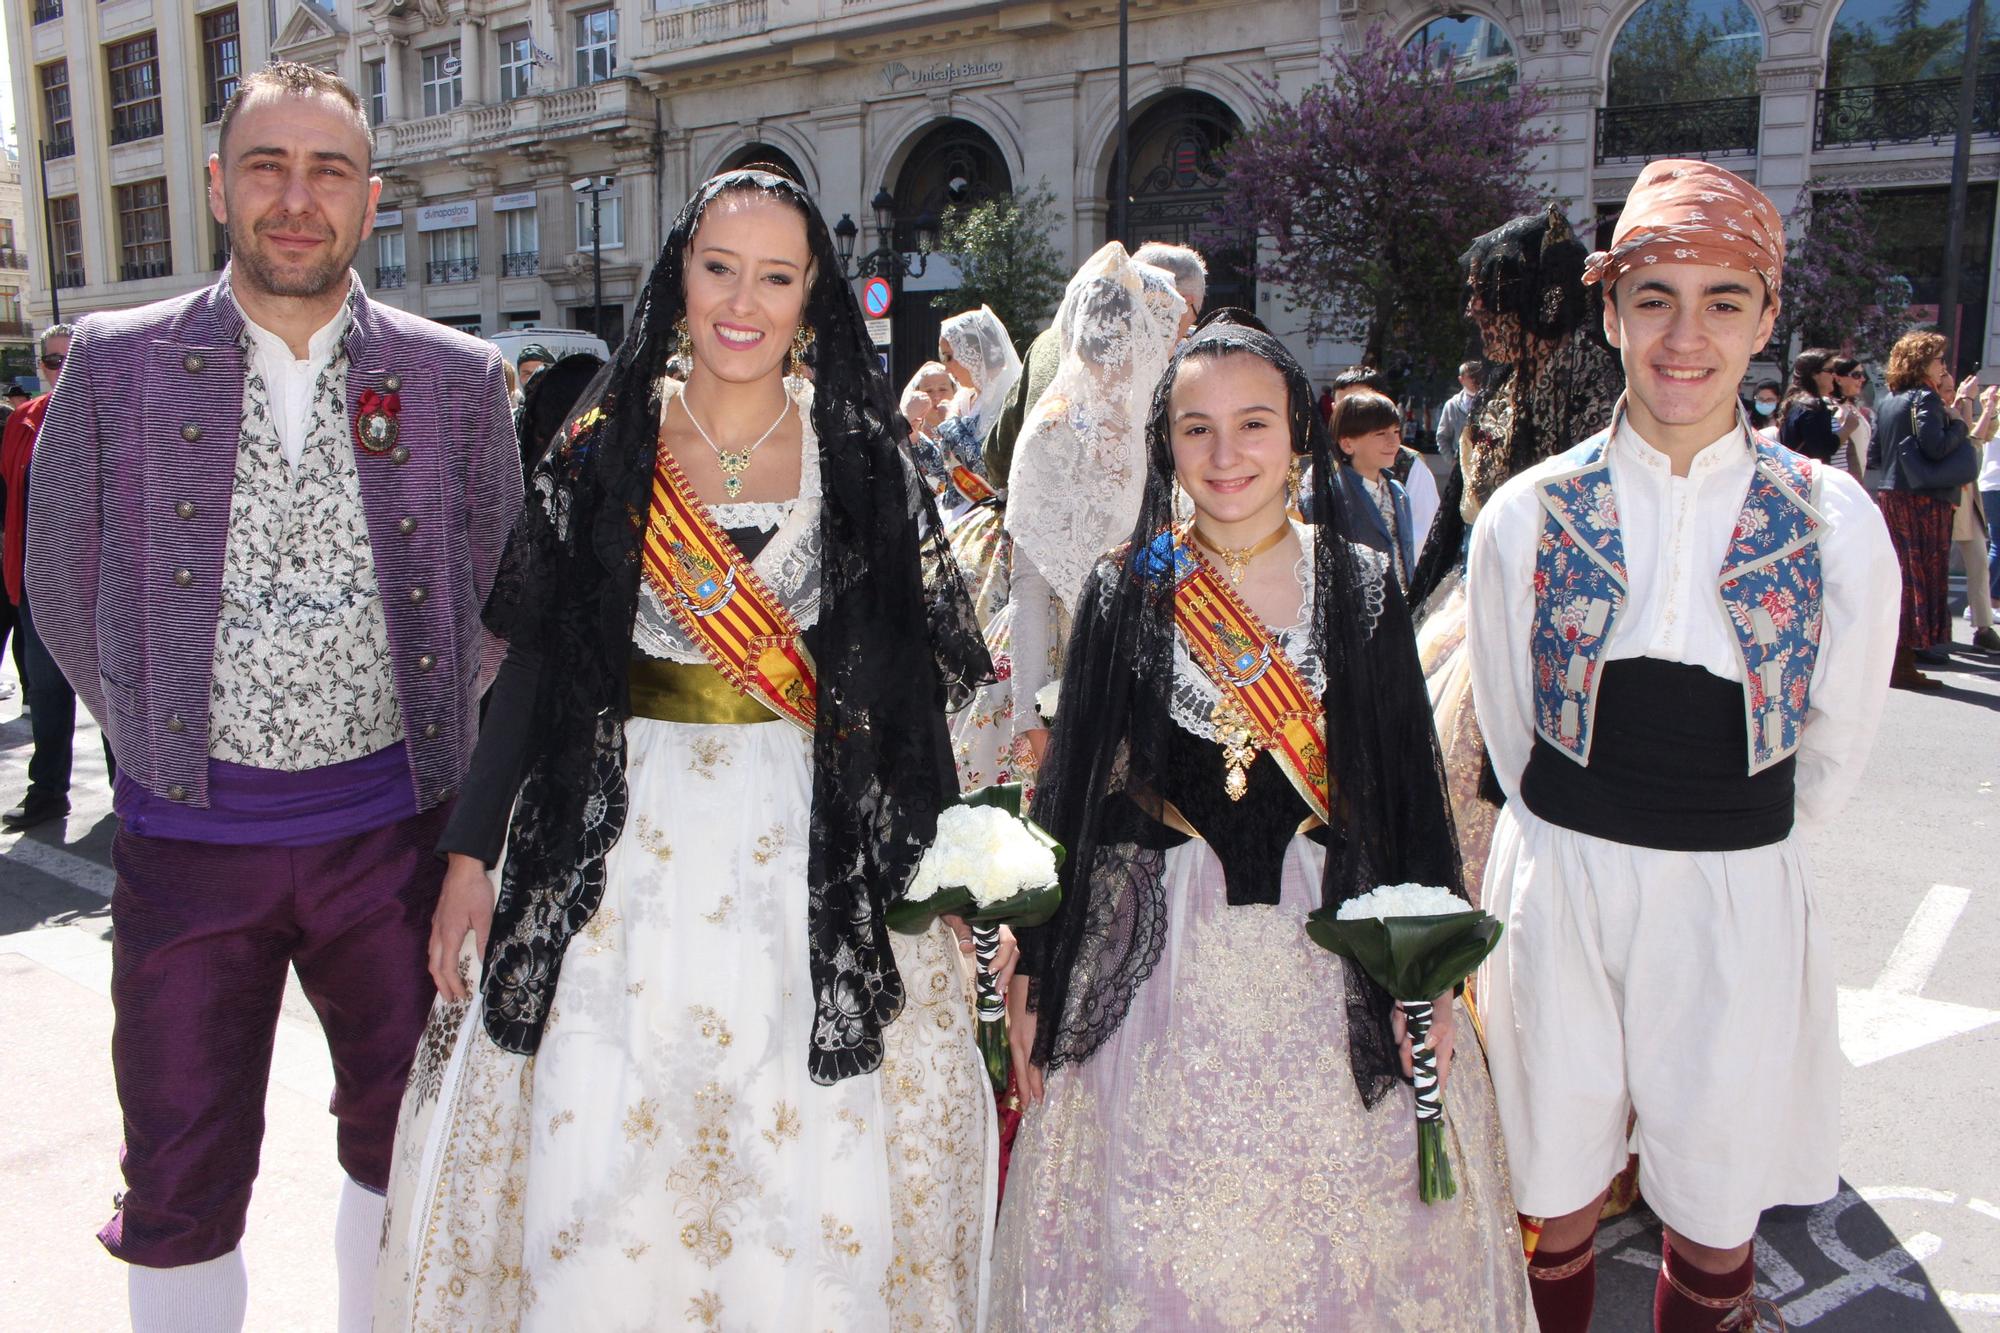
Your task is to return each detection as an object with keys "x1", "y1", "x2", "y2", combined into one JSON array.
[
  {"x1": 1467, "y1": 160, "x2": 1897, "y2": 1333},
  {"x1": 992, "y1": 320, "x2": 1529, "y2": 1330},
  {"x1": 376, "y1": 169, "x2": 1001, "y2": 1331},
  {"x1": 1748, "y1": 379, "x2": 1782, "y2": 440}
]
